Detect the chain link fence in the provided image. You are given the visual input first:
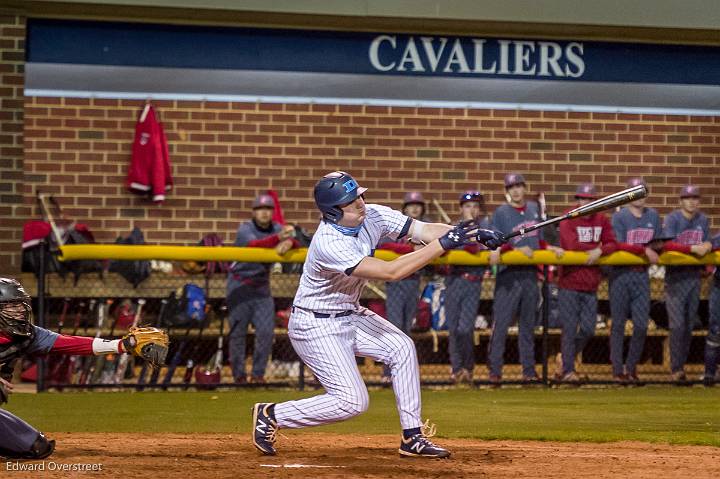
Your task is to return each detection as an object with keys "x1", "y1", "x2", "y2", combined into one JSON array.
[{"x1": 19, "y1": 253, "x2": 718, "y2": 390}]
